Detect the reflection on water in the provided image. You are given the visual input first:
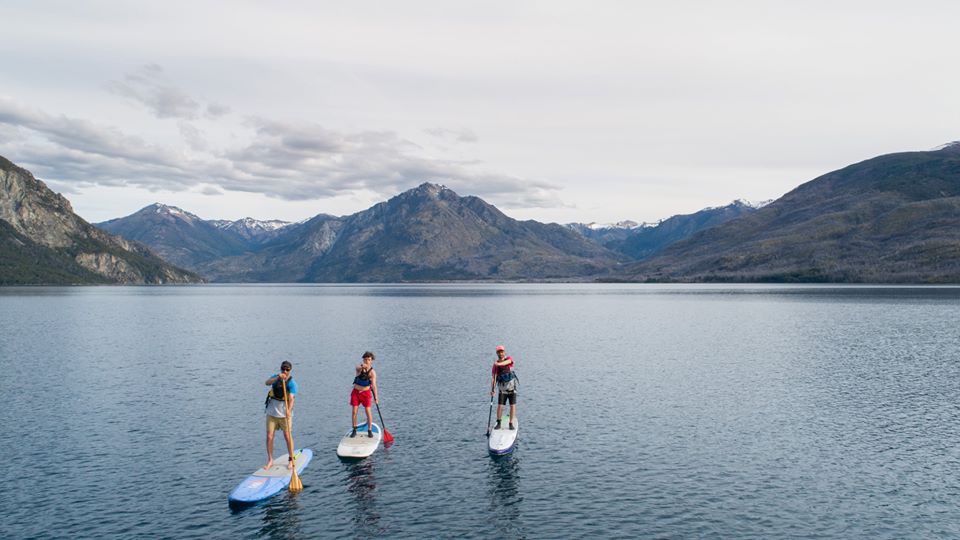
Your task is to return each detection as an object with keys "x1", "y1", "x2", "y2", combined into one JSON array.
[
  {"x1": 344, "y1": 459, "x2": 383, "y2": 537},
  {"x1": 258, "y1": 494, "x2": 304, "y2": 540},
  {"x1": 487, "y1": 454, "x2": 524, "y2": 538}
]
